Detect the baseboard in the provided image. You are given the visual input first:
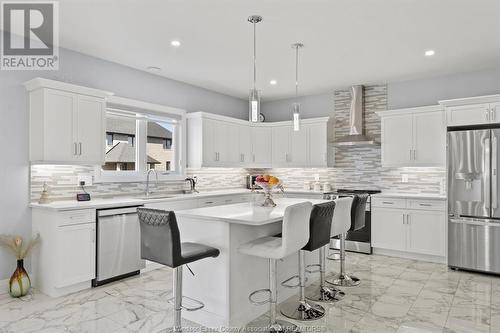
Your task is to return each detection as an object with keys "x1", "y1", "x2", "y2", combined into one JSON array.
[{"x1": 373, "y1": 248, "x2": 446, "y2": 264}]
